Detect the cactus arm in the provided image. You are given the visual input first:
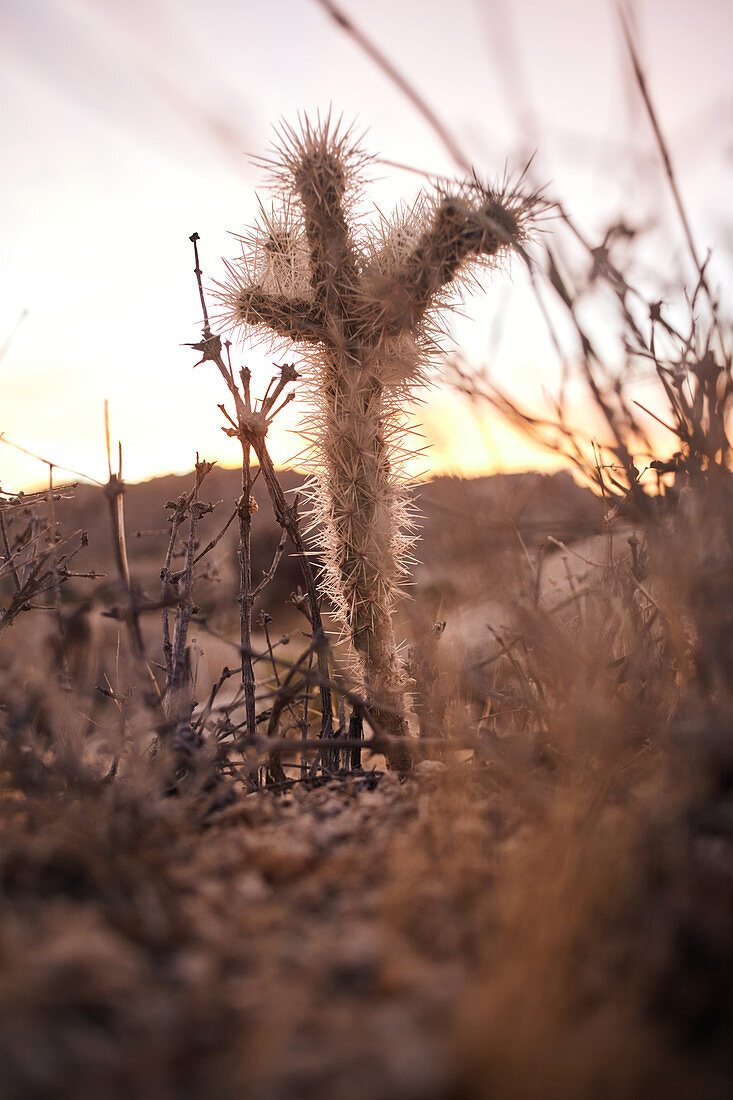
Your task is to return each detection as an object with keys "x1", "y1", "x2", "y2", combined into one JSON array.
[
  {"x1": 289, "y1": 149, "x2": 361, "y2": 323},
  {"x1": 360, "y1": 195, "x2": 524, "y2": 342},
  {"x1": 233, "y1": 287, "x2": 327, "y2": 345}
]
